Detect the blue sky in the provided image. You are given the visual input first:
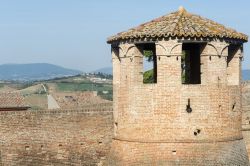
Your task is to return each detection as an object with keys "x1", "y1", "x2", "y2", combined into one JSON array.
[{"x1": 0, "y1": 0, "x2": 249, "y2": 71}]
